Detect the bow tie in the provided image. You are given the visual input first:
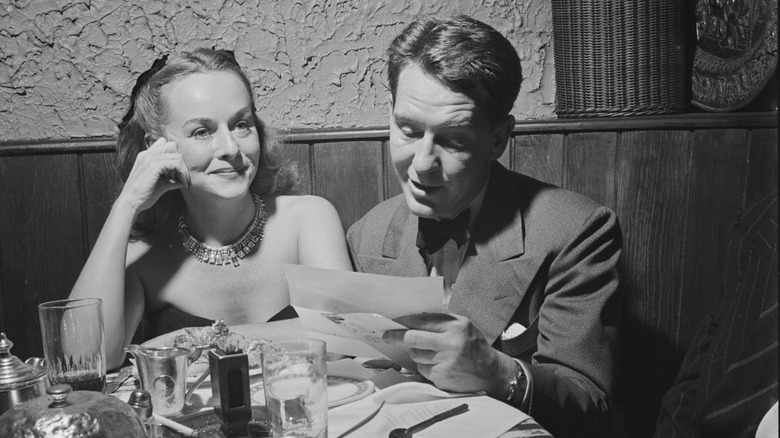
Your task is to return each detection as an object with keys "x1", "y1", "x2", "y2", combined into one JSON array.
[{"x1": 416, "y1": 209, "x2": 471, "y2": 254}]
